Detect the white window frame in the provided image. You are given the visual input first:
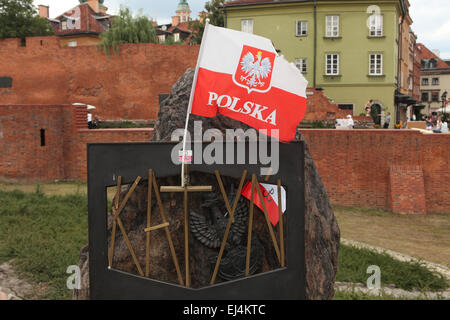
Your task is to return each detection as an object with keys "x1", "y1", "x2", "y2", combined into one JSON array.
[
  {"x1": 369, "y1": 53, "x2": 383, "y2": 76},
  {"x1": 325, "y1": 53, "x2": 339, "y2": 75},
  {"x1": 296, "y1": 21, "x2": 307, "y2": 36},
  {"x1": 422, "y1": 78, "x2": 429, "y2": 86},
  {"x1": 369, "y1": 14, "x2": 383, "y2": 37},
  {"x1": 158, "y1": 35, "x2": 166, "y2": 43},
  {"x1": 241, "y1": 19, "x2": 254, "y2": 34},
  {"x1": 295, "y1": 58, "x2": 307, "y2": 74},
  {"x1": 67, "y1": 40, "x2": 77, "y2": 47},
  {"x1": 173, "y1": 33, "x2": 180, "y2": 42},
  {"x1": 325, "y1": 15, "x2": 339, "y2": 37},
  {"x1": 61, "y1": 21, "x2": 67, "y2": 30}
]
